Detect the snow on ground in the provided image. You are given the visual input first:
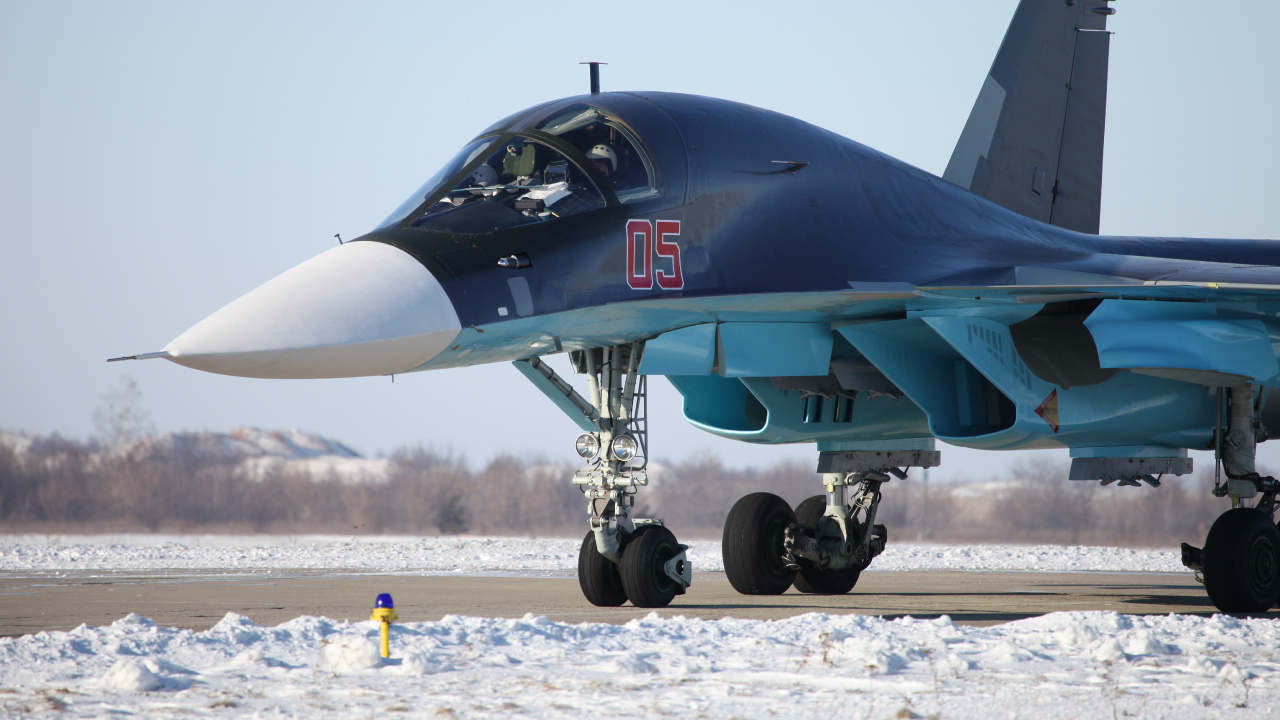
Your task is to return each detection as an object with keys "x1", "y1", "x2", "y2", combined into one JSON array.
[
  {"x1": 0, "y1": 534, "x2": 1187, "y2": 576},
  {"x1": 3, "y1": 609, "x2": 1278, "y2": 718},
  {"x1": 3, "y1": 535, "x2": 1269, "y2": 717}
]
